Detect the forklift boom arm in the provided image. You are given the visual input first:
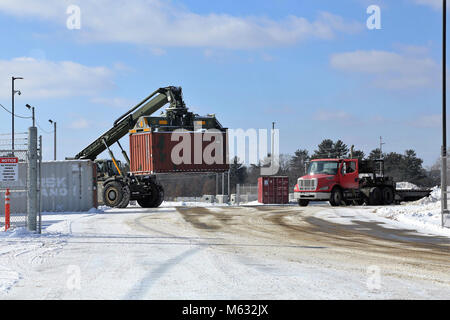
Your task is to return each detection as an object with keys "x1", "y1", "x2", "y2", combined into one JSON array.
[{"x1": 74, "y1": 86, "x2": 185, "y2": 160}]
